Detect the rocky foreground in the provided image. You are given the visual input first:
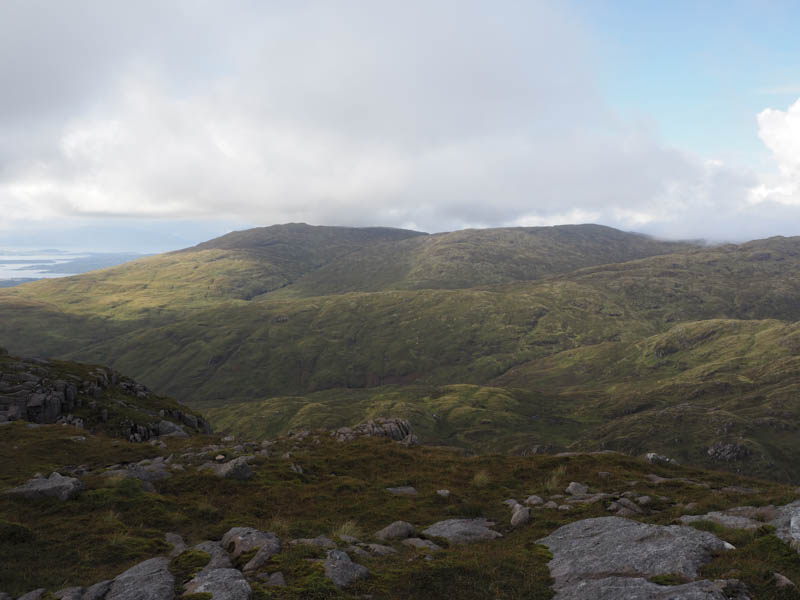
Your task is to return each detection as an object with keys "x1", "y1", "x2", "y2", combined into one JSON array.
[{"x1": 2, "y1": 418, "x2": 800, "y2": 599}]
